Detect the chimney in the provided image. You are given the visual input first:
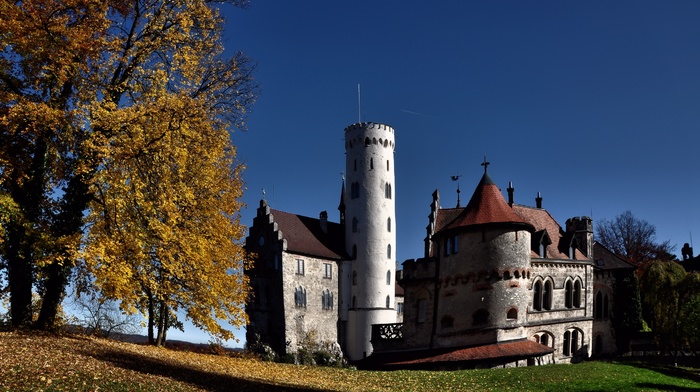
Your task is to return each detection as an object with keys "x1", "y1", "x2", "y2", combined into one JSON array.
[
  {"x1": 320, "y1": 211, "x2": 328, "y2": 233},
  {"x1": 535, "y1": 192, "x2": 542, "y2": 208},
  {"x1": 507, "y1": 181, "x2": 514, "y2": 206}
]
